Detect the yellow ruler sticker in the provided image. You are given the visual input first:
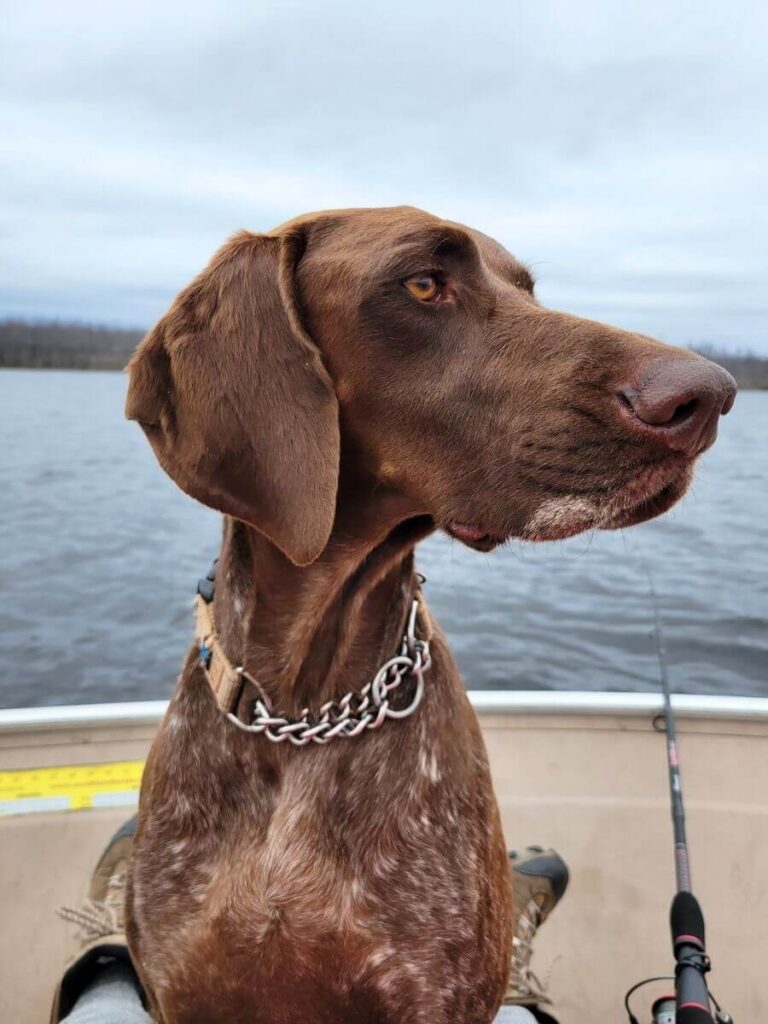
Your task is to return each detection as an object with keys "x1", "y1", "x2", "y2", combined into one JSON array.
[{"x1": 0, "y1": 760, "x2": 144, "y2": 816}]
